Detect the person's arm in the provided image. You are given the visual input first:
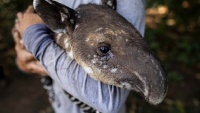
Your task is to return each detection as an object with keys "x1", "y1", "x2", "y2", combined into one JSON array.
[
  {"x1": 23, "y1": 24, "x2": 129, "y2": 113},
  {"x1": 17, "y1": 0, "x2": 146, "y2": 111},
  {"x1": 16, "y1": 6, "x2": 129, "y2": 113}
]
